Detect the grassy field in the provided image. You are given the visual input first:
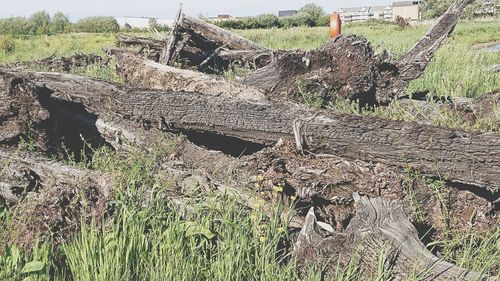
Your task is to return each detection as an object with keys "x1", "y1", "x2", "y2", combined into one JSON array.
[{"x1": 1, "y1": 20, "x2": 499, "y2": 280}]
